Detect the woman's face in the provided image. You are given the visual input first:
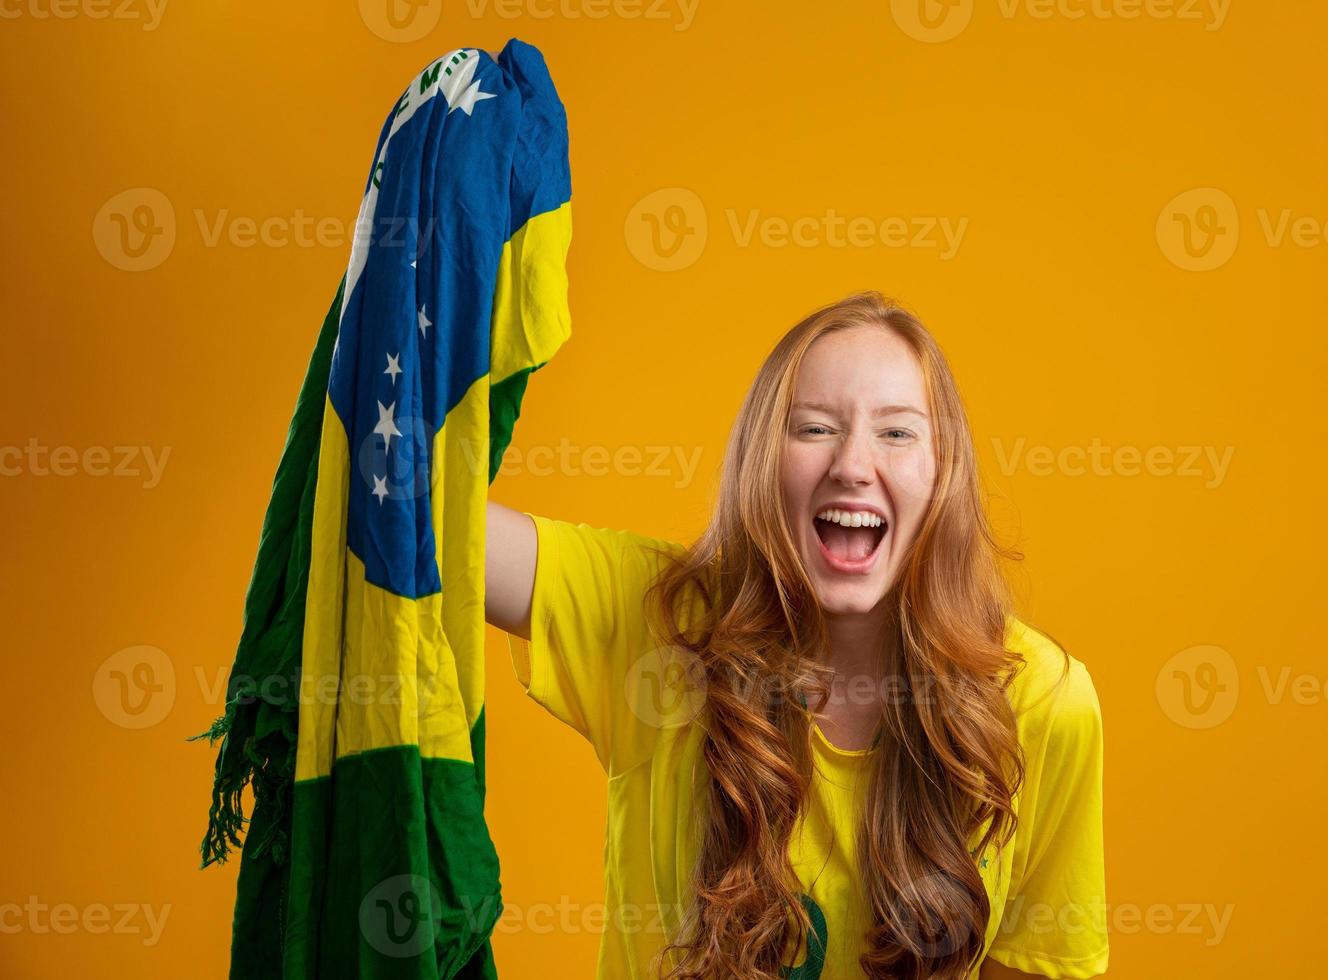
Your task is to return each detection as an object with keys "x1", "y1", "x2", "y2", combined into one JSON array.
[{"x1": 780, "y1": 325, "x2": 937, "y2": 619}]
